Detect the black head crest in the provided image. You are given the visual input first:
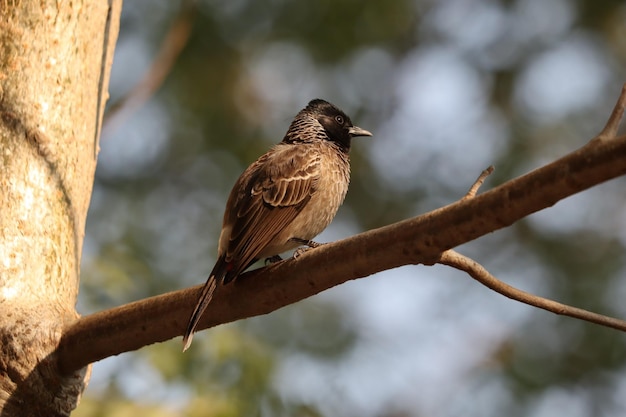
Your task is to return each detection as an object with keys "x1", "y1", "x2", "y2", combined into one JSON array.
[{"x1": 284, "y1": 99, "x2": 372, "y2": 150}]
